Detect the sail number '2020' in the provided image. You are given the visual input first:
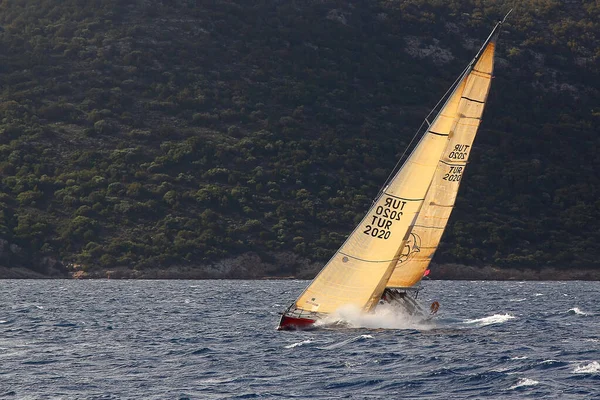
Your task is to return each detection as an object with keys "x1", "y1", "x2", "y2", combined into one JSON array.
[
  {"x1": 443, "y1": 166, "x2": 463, "y2": 182},
  {"x1": 363, "y1": 197, "x2": 406, "y2": 240}
]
